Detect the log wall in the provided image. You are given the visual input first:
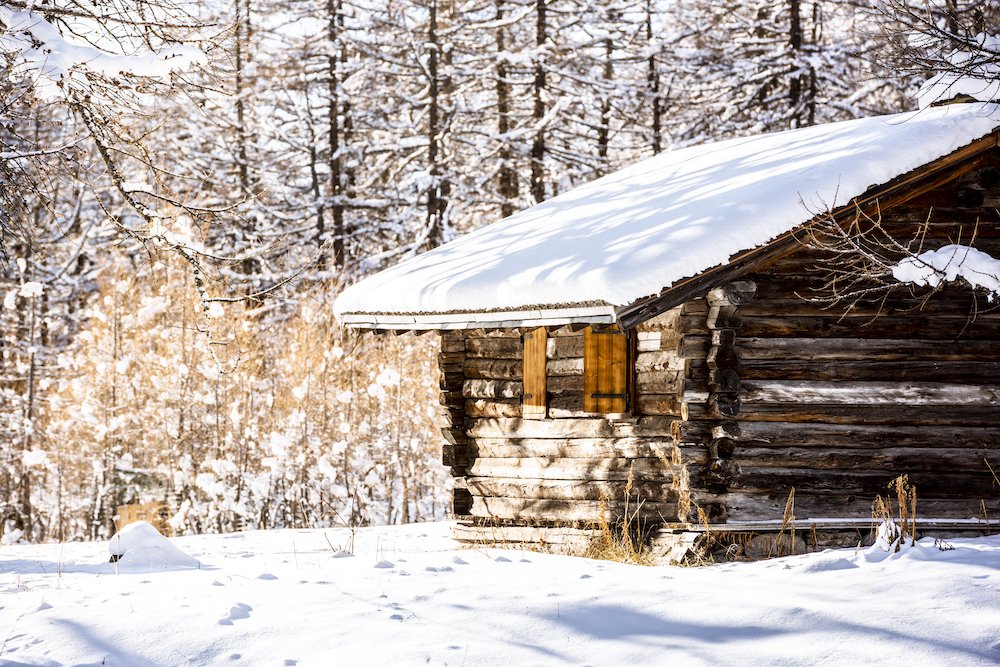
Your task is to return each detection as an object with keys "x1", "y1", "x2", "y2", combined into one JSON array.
[
  {"x1": 441, "y1": 310, "x2": 696, "y2": 543},
  {"x1": 701, "y1": 165, "x2": 1000, "y2": 523}
]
